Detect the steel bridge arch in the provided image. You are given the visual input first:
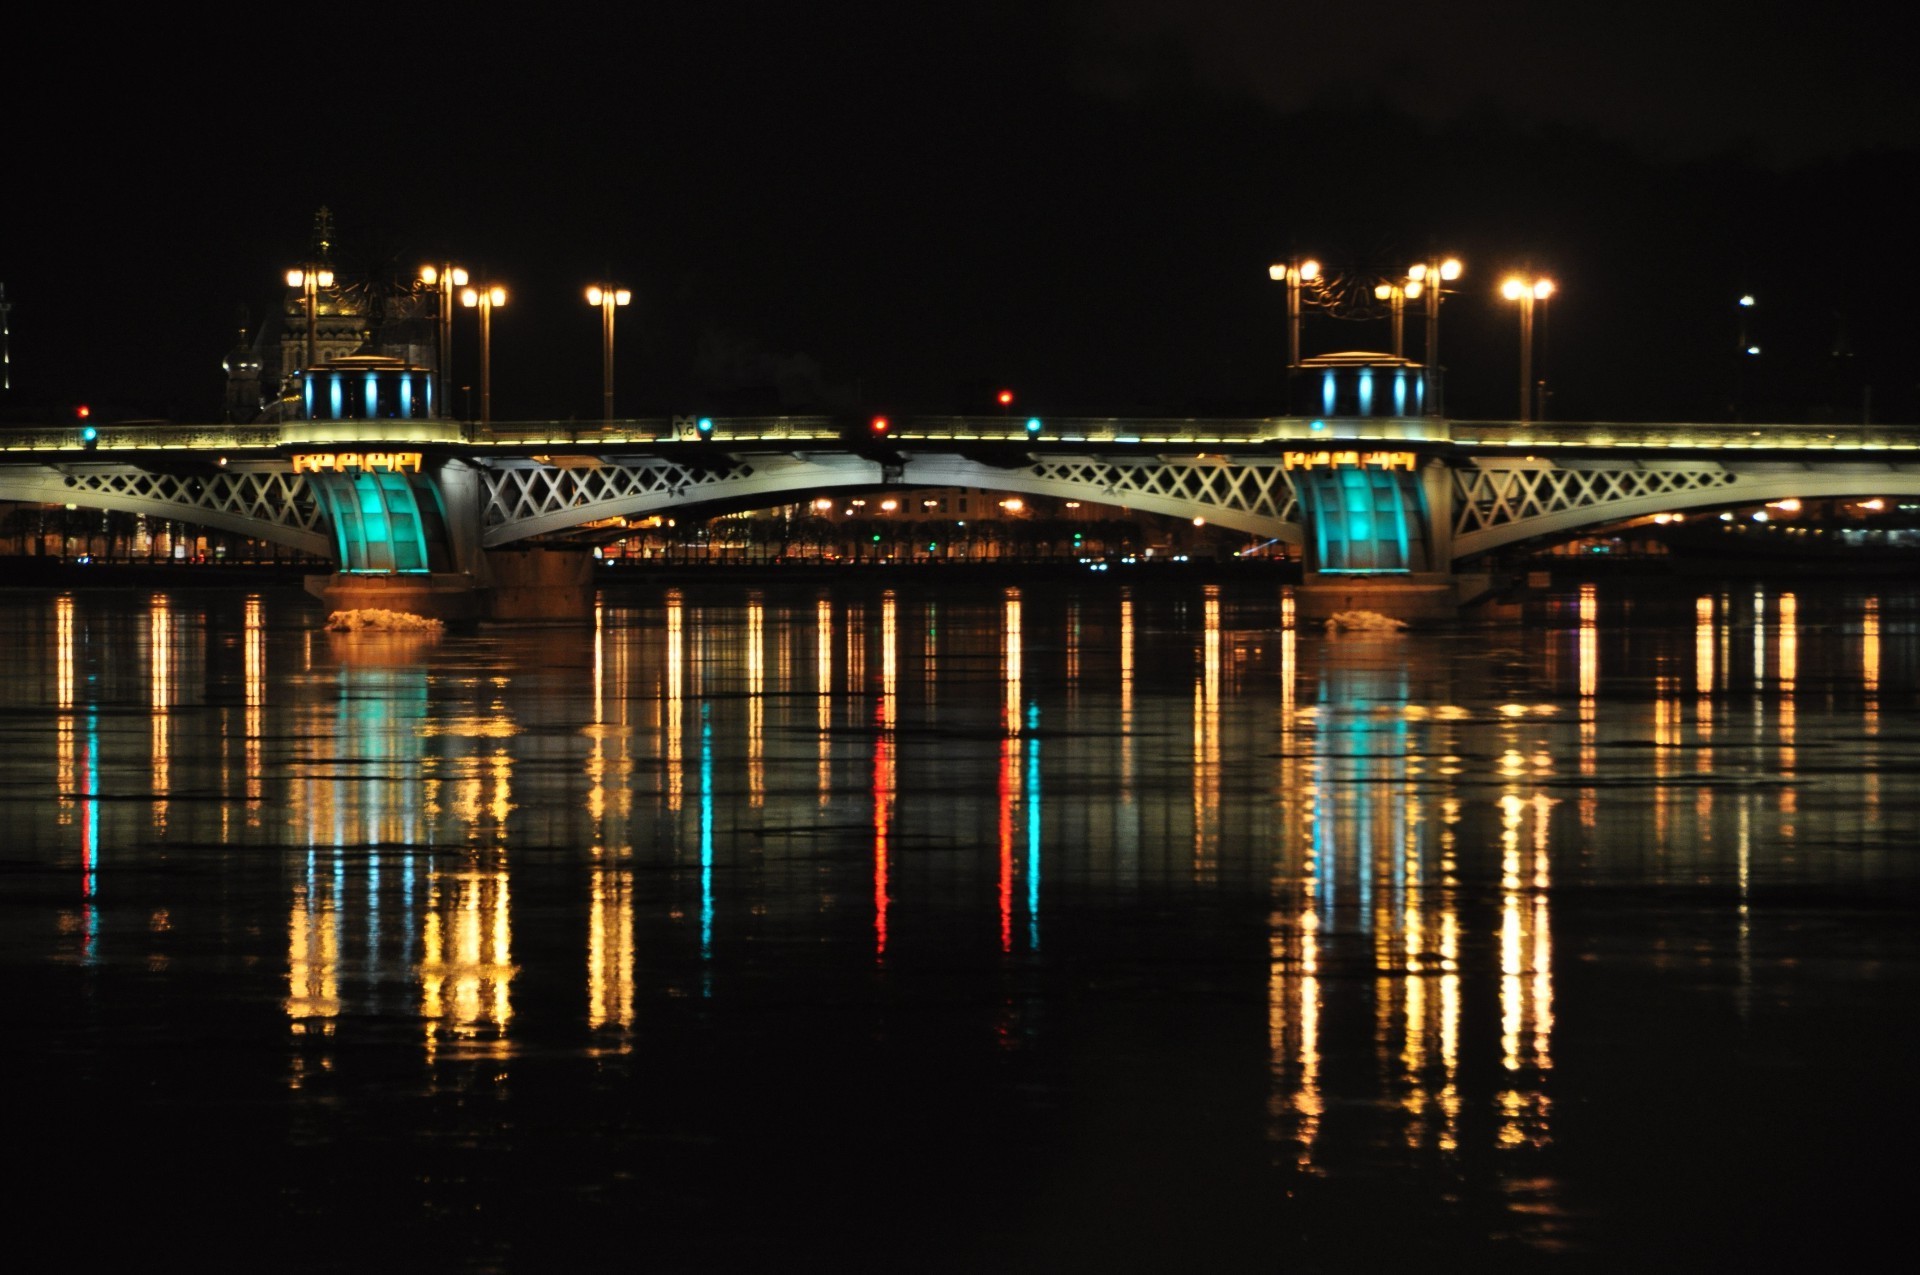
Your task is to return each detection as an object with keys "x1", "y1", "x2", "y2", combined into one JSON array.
[
  {"x1": 477, "y1": 450, "x2": 1306, "y2": 546},
  {"x1": 1449, "y1": 458, "x2": 1920, "y2": 560},
  {"x1": 0, "y1": 462, "x2": 332, "y2": 556}
]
